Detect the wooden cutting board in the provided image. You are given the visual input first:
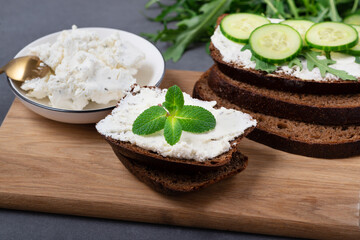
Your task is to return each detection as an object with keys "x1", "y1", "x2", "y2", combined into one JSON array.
[{"x1": 1, "y1": 69, "x2": 360, "y2": 240}]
